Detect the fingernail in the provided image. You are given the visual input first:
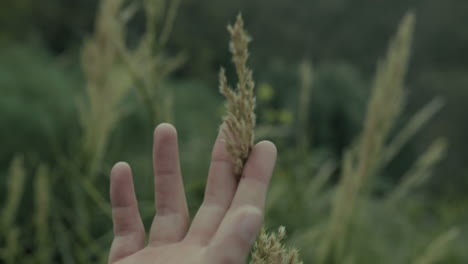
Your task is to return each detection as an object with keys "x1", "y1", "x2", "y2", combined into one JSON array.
[{"x1": 239, "y1": 207, "x2": 262, "y2": 244}]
